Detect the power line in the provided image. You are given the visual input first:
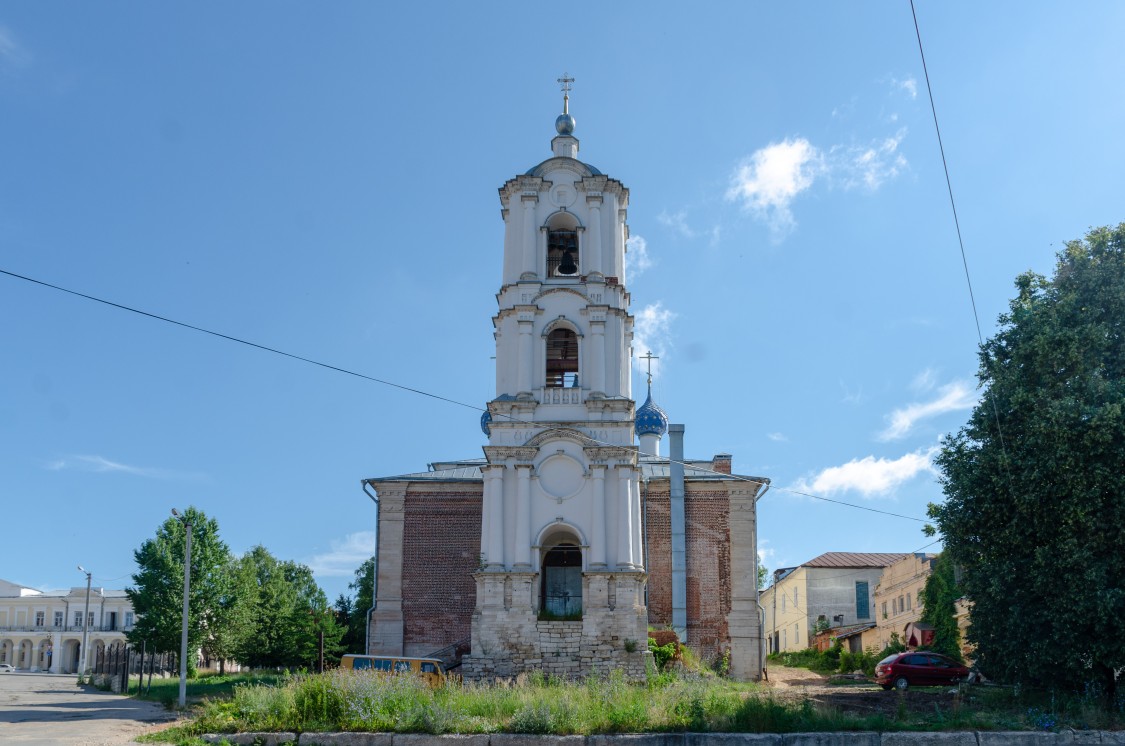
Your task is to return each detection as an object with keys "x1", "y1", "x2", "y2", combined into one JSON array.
[
  {"x1": 1, "y1": 266, "x2": 929, "y2": 524},
  {"x1": 909, "y1": 0, "x2": 1012, "y2": 473}
]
